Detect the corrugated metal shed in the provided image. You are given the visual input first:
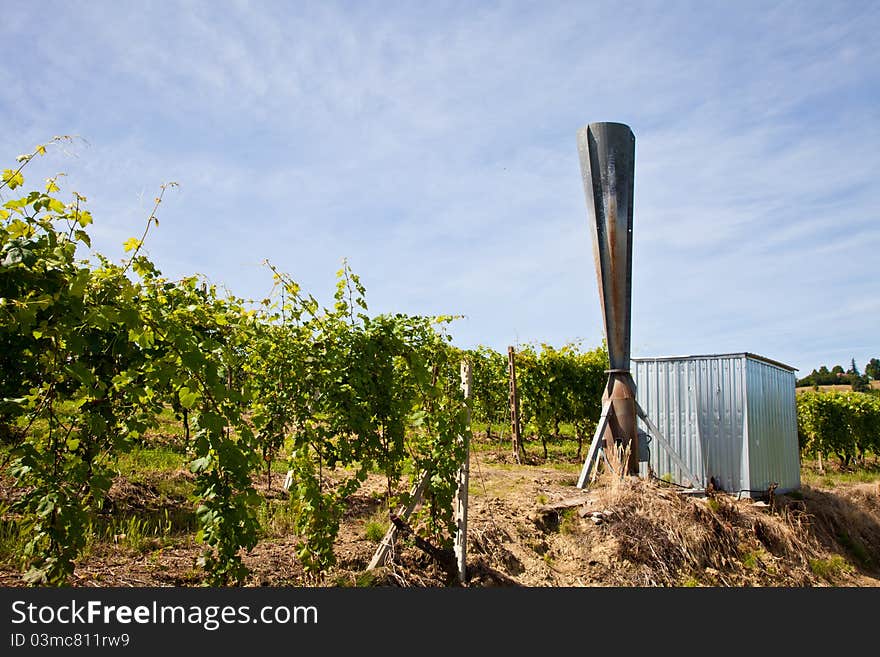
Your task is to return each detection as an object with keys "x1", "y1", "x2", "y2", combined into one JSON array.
[{"x1": 632, "y1": 353, "x2": 800, "y2": 496}]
